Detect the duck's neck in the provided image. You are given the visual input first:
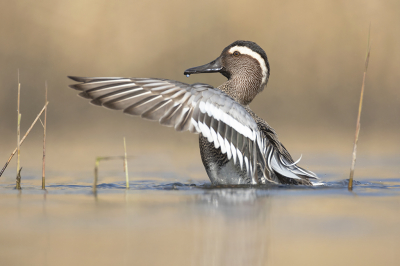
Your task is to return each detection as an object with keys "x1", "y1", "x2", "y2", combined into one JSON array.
[{"x1": 218, "y1": 76, "x2": 265, "y2": 106}]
